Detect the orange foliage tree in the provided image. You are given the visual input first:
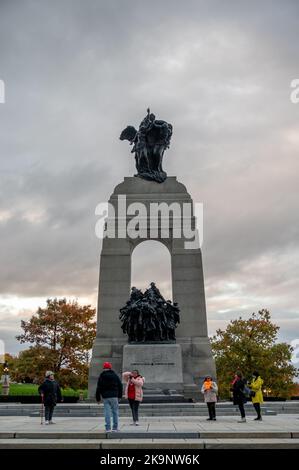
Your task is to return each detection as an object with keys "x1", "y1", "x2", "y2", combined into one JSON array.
[{"x1": 16, "y1": 298, "x2": 96, "y2": 388}]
